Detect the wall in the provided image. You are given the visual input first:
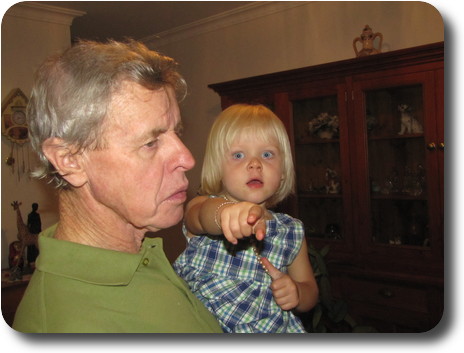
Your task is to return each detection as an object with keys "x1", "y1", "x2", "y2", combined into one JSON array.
[
  {"x1": 1, "y1": 3, "x2": 84, "y2": 268},
  {"x1": 0, "y1": 2, "x2": 444, "y2": 266},
  {"x1": 145, "y1": 1, "x2": 444, "y2": 261}
]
